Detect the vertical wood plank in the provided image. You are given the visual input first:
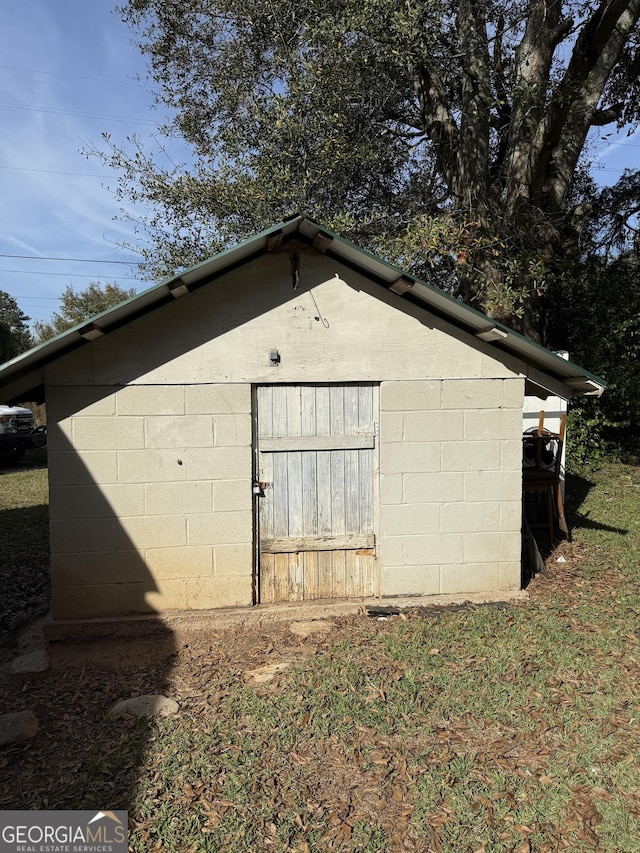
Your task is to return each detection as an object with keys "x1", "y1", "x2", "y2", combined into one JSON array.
[
  {"x1": 303, "y1": 551, "x2": 319, "y2": 600},
  {"x1": 332, "y1": 551, "x2": 347, "y2": 598},
  {"x1": 272, "y1": 452, "x2": 289, "y2": 537},
  {"x1": 289, "y1": 552, "x2": 304, "y2": 601},
  {"x1": 301, "y1": 450, "x2": 318, "y2": 537},
  {"x1": 260, "y1": 554, "x2": 275, "y2": 603},
  {"x1": 274, "y1": 553, "x2": 290, "y2": 601},
  {"x1": 345, "y1": 550, "x2": 360, "y2": 597},
  {"x1": 317, "y1": 551, "x2": 333, "y2": 598}
]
